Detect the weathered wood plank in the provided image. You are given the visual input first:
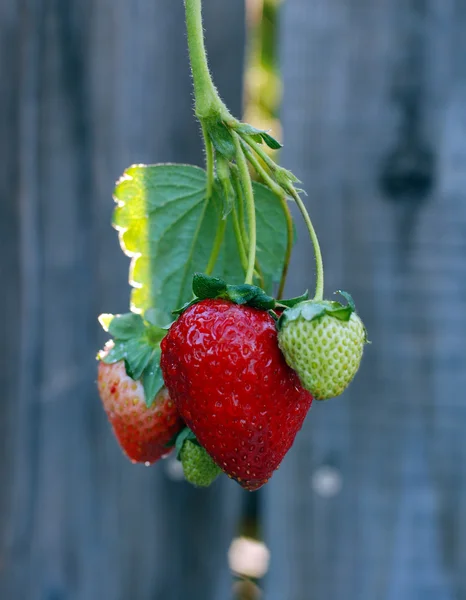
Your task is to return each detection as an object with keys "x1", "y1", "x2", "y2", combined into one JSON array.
[
  {"x1": 0, "y1": 1, "x2": 245, "y2": 598},
  {"x1": 264, "y1": 1, "x2": 466, "y2": 598}
]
